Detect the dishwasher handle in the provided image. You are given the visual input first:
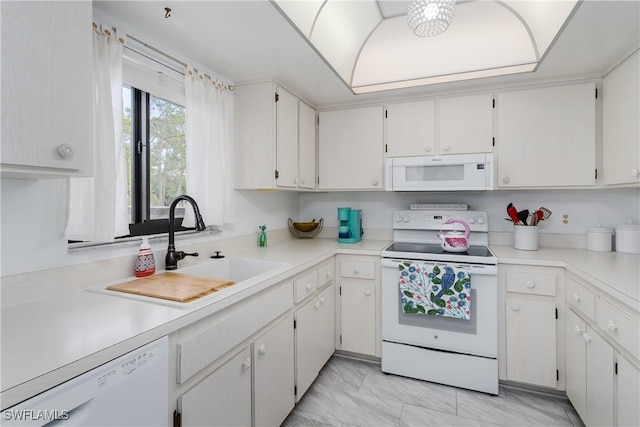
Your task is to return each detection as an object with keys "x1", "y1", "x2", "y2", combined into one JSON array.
[{"x1": 381, "y1": 258, "x2": 497, "y2": 275}]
